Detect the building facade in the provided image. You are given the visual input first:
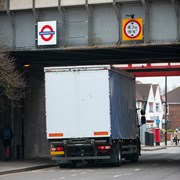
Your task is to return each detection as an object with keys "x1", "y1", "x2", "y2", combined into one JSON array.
[
  {"x1": 136, "y1": 82, "x2": 164, "y2": 144},
  {"x1": 163, "y1": 86, "x2": 180, "y2": 130}
]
